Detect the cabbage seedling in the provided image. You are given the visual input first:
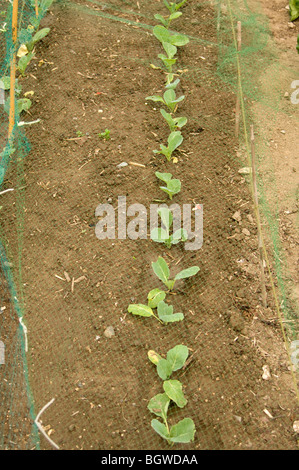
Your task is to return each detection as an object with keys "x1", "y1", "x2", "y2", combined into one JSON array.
[
  {"x1": 163, "y1": 0, "x2": 189, "y2": 13},
  {"x1": 151, "y1": 207, "x2": 187, "y2": 248},
  {"x1": 153, "y1": 131, "x2": 183, "y2": 162},
  {"x1": 155, "y1": 171, "x2": 181, "y2": 199},
  {"x1": 148, "y1": 344, "x2": 196, "y2": 445},
  {"x1": 146, "y1": 89, "x2": 185, "y2": 113},
  {"x1": 148, "y1": 344, "x2": 189, "y2": 380},
  {"x1": 152, "y1": 256, "x2": 200, "y2": 290},
  {"x1": 160, "y1": 109, "x2": 187, "y2": 132},
  {"x1": 128, "y1": 288, "x2": 184, "y2": 324},
  {"x1": 154, "y1": 11, "x2": 182, "y2": 29}
]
